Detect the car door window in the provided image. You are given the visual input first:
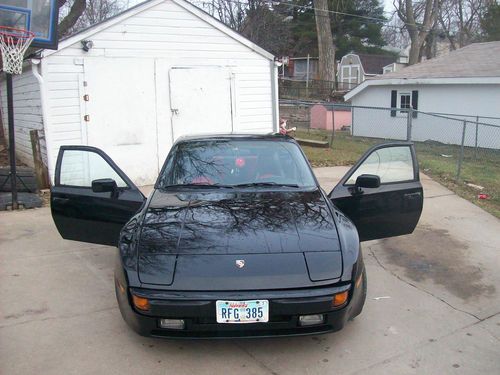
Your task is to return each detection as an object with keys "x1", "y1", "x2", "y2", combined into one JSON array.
[
  {"x1": 345, "y1": 145, "x2": 415, "y2": 185},
  {"x1": 59, "y1": 149, "x2": 128, "y2": 188}
]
